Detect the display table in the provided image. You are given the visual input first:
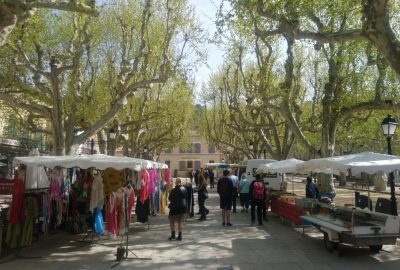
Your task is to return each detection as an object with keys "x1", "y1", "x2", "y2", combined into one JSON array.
[{"x1": 270, "y1": 198, "x2": 307, "y2": 225}]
